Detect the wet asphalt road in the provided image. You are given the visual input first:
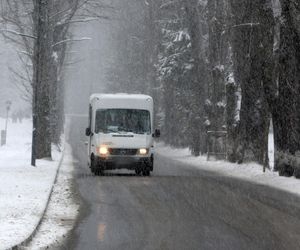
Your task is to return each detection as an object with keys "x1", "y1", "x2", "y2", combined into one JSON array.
[{"x1": 65, "y1": 116, "x2": 300, "y2": 250}]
